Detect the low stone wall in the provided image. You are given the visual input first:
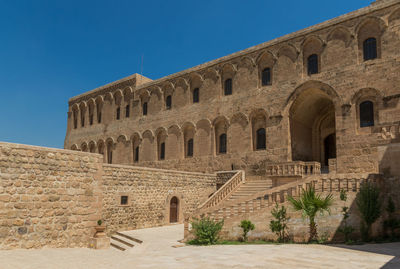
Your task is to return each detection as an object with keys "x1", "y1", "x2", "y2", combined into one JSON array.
[
  {"x1": 219, "y1": 176, "x2": 400, "y2": 242},
  {"x1": 0, "y1": 142, "x2": 103, "y2": 249},
  {"x1": 102, "y1": 164, "x2": 217, "y2": 233}
]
